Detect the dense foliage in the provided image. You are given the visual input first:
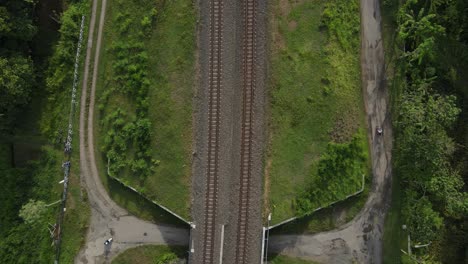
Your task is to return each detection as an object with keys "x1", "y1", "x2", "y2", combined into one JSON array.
[
  {"x1": 111, "y1": 245, "x2": 186, "y2": 264},
  {"x1": 388, "y1": 0, "x2": 468, "y2": 262},
  {"x1": 0, "y1": 0, "x2": 90, "y2": 263},
  {"x1": 0, "y1": 0, "x2": 37, "y2": 239},
  {"x1": 42, "y1": 1, "x2": 87, "y2": 139},
  {"x1": 0, "y1": 149, "x2": 61, "y2": 263},
  {"x1": 321, "y1": 0, "x2": 360, "y2": 50},
  {"x1": 296, "y1": 132, "x2": 367, "y2": 216},
  {"x1": 0, "y1": 0, "x2": 36, "y2": 134},
  {"x1": 99, "y1": 5, "x2": 159, "y2": 181}
]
